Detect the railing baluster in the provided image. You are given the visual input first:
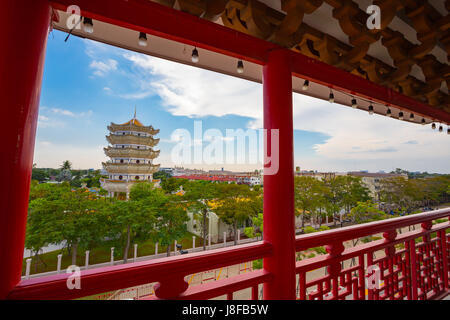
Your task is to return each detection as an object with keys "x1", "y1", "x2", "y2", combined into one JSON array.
[
  {"x1": 382, "y1": 230, "x2": 397, "y2": 299},
  {"x1": 358, "y1": 254, "x2": 365, "y2": 300},
  {"x1": 325, "y1": 241, "x2": 345, "y2": 300},
  {"x1": 251, "y1": 285, "x2": 258, "y2": 300},
  {"x1": 405, "y1": 240, "x2": 412, "y2": 300},
  {"x1": 367, "y1": 251, "x2": 374, "y2": 300},
  {"x1": 438, "y1": 229, "x2": 449, "y2": 291},
  {"x1": 154, "y1": 275, "x2": 188, "y2": 300},
  {"x1": 409, "y1": 239, "x2": 418, "y2": 300},
  {"x1": 299, "y1": 273, "x2": 306, "y2": 300}
]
